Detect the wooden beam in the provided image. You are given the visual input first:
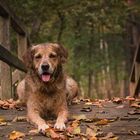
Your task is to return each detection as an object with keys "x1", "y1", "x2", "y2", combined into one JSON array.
[
  {"x1": 0, "y1": 44, "x2": 27, "y2": 73},
  {"x1": 136, "y1": 44, "x2": 140, "y2": 62},
  {"x1": 129, "y1": 63, "x2": 135, "y2": 82},
  {"x1": 129, "y1": 39, "x2": 140, "y2": 97},
  {"x1": 17, "y1": 34, "x2": 28, "y2": 80},
  {"x1": 0, "y1": 16, "x2": 12, "y2": 99},
  {"x1": 12, "y1": 70, "x2": 19, "y2": 85},
  {"x1": 0, "y1": 0, "x2": 30, "y2": 41}
]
